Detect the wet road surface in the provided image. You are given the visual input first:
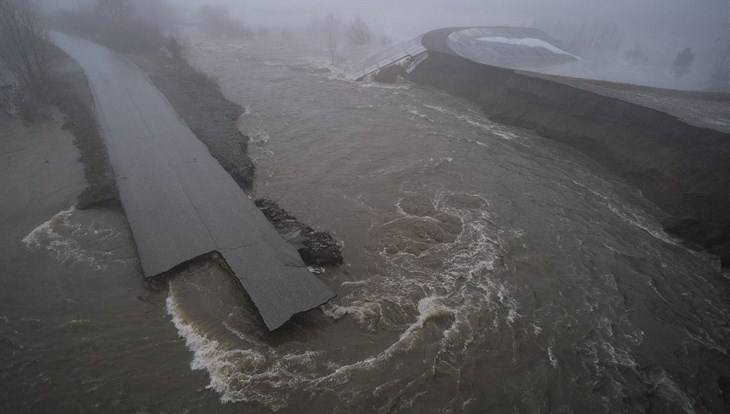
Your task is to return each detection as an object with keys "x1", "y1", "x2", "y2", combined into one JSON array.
[{"x1": 51, "y1": 32, "x2": 334, "y2": 330}]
